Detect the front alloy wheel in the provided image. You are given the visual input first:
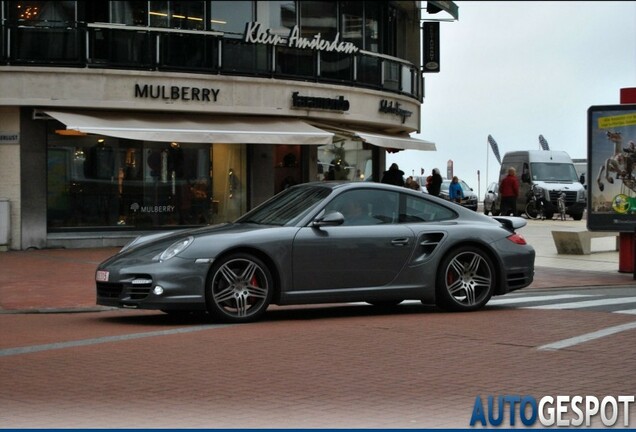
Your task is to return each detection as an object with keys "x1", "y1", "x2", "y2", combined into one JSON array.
[
  {"x1": 435, "y1": 246, "x2": 495, "y2": 311},
  {"x1": 206, "y1": 253, "x2": 273, "y2": 323}
]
